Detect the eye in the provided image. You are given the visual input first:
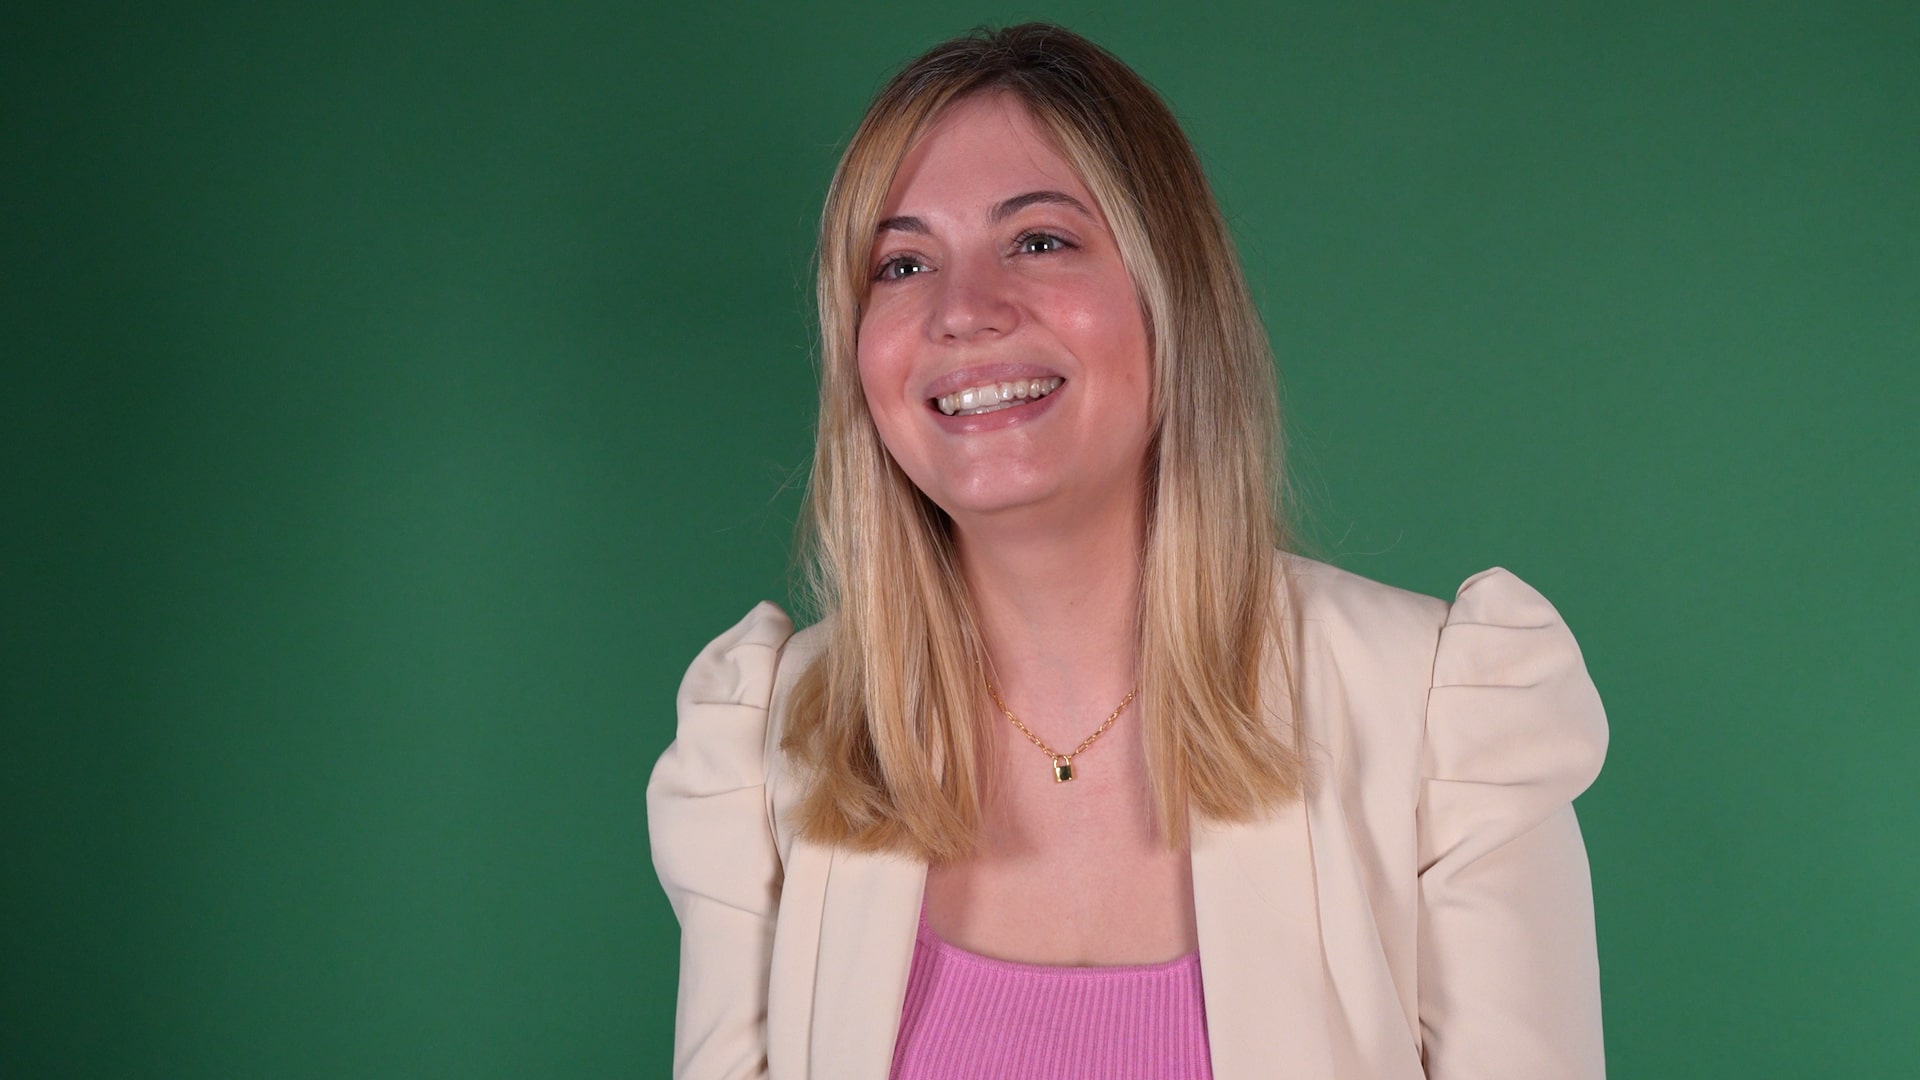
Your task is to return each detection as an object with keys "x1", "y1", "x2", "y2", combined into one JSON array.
[
  {"x1": 872, "y1": 253, "x2": 929, "y2": 283},
  {"x1": 1015, "y1": 230, "x2": 1074, "y2": 255}
]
